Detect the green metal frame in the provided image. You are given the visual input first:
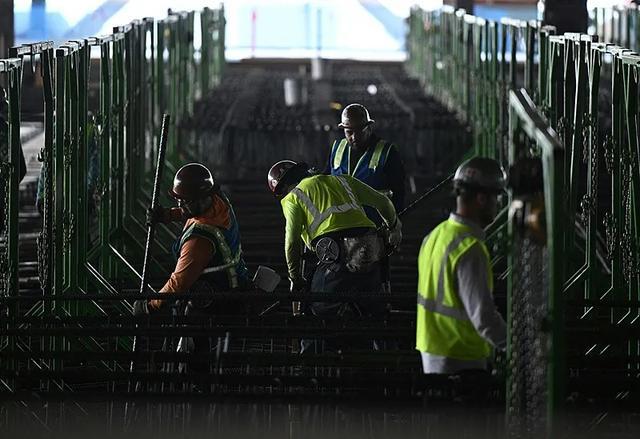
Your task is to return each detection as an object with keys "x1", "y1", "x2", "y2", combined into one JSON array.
[
  {"x1": 507, "y1": 89, "x2": 565, "y2": 434},
  {"x1": 406, "y1": 8, "x2": 555, "y2": 163},
  {"x1": 0, "y1": 6, "x2": 226, "y2": 392},
  {"x1": 408, "y1": 3, "x2": 640, "y2": 433},
  {"x1": 0, "y1": 57, "x2": 22, "y2": 389}
]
